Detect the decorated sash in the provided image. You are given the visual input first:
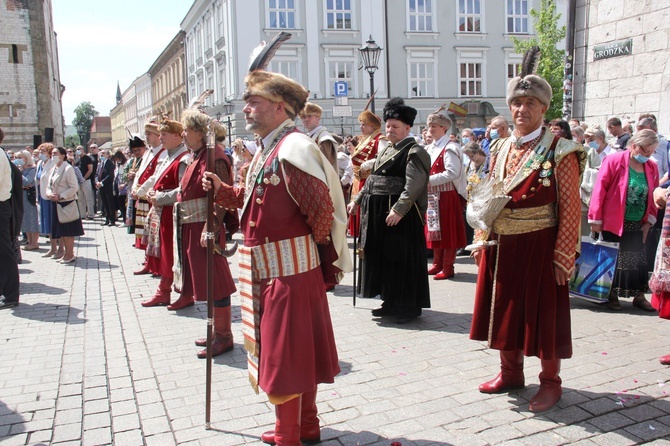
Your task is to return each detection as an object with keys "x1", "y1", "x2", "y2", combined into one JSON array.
[
  {"x1": 239, "y1": 234, "x2": 320, "y2": 393},
  {"x1": 172, "y1": 198, "x2": 208, "y2": 292},
  {"x1": 142, "y1": 205, "x2": 162, "y2": 258}
]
